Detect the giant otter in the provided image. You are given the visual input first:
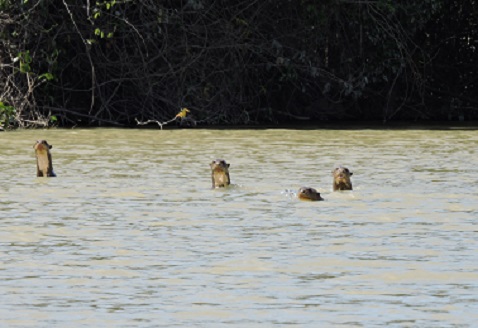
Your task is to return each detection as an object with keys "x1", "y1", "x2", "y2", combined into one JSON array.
[
  {"x1": 210, "y1": 159, "x2": 230, "y2": 188},
  {"x1": 33, "y1": 140, "x2": 56, "y2": 177},
  {"x1": 297, "y1": 187, "x2": 324, "y2": 201},
  {"x1": 332, "y1": 166, "x2": 352, "y2": 191}
]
